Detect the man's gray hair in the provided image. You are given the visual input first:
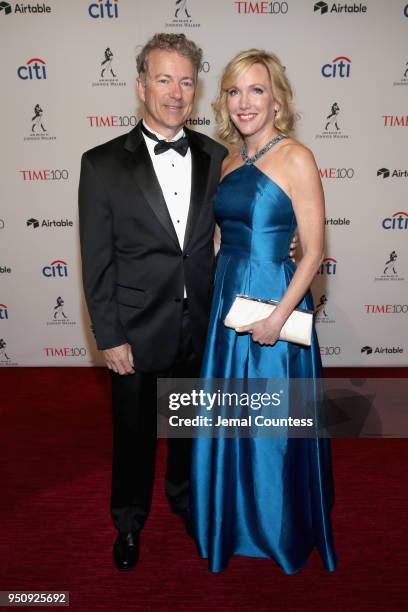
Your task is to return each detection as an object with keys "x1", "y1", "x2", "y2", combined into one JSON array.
[{"x1": 136, "y1": 33, "x2": 203, "y2": 81}]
